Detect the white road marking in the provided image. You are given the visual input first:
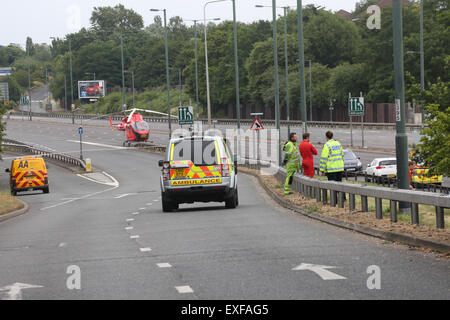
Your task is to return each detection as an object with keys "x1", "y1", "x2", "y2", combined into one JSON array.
[
  {"x1": 175, "y1": 286, "x2": 194, "y2": 294},
  {"x1": 0, "y1": 283, "x2": 43, "y2": 300},
  {"x1": 139, "y1": 207, "x2": 146, "y2": 210},
  {"x1": 125, "y1": 227, "x2": 133, "y2": 230},
  {"x1": 140, "y1": 247, "x2": 152, "y2": 252},
  {"x1": 146, "y1": 203, "x2": 153, "y2": 206},
  {"x1": 292, "y1": 263, "x2": 347, "y2": 280},
  {"x1": 66, "y1": 140, "x2": 126, "y2": 150},
  {"x1": 76, "y1": 171, "x2": 119, "y2": 187},
  {"x1": 132, "y1": 212, "x2": 140, "y2": 215},
  {"x1": 41, "y1": 172, "x2": 119, "y2": 211},
  {"x1": 58, "y1": 242, "x2": 67, "y2": 248},
  {"x1": 157, "y1": 263, "x2": 172, "y2": 268},
  {"x1": 115, "y1": 193, "x2": 132, "y2": 199},
  {"x1": 130, "y1": 235, "x2": 140, "y2": 239},
  {"x1": 126, "y1": 218, "x2": 134, "y2": 222},
  {"x1": 153, "y1": 199, "x2": 159, "y2": 202}
]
